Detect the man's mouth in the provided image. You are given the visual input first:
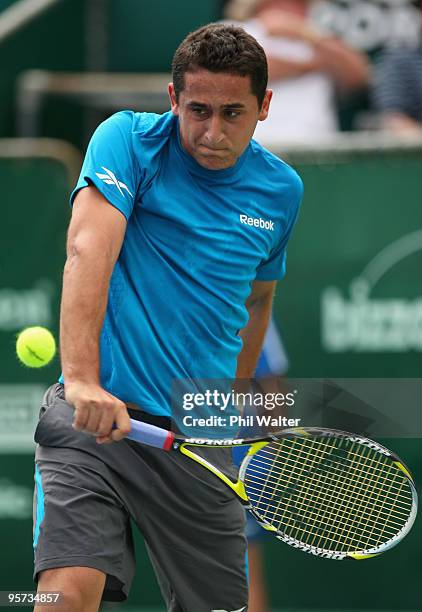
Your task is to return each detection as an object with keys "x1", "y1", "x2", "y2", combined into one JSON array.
[{"x1": 199, "y1": 145, "x2": 228, "y2": 154}]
